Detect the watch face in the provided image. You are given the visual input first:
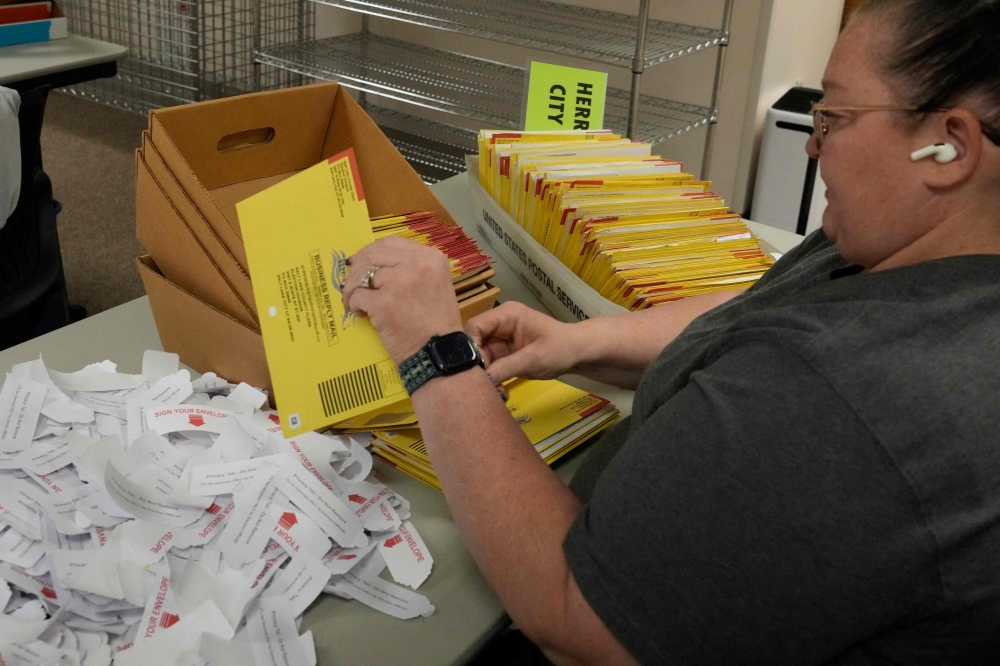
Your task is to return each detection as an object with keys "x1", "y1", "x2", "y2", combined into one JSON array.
[{"x1": 428, "y1": 333, "x2": 479, "y2": 373}]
